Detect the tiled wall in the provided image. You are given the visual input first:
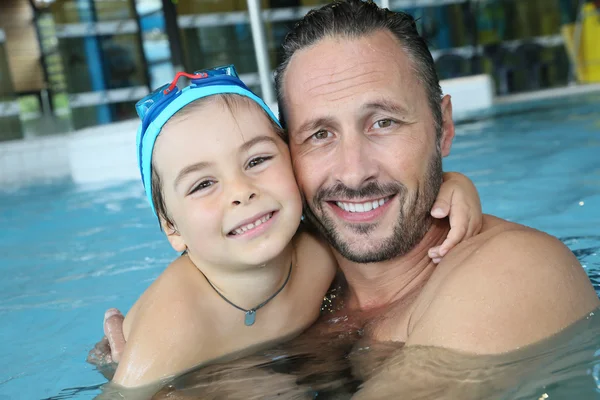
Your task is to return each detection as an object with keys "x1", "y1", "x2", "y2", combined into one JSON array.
[
  {"x1": 68, "y1": 119, "x2": 139, "y2": 184},
  {"x1": 440, "y1": 74, "x2": 495, "y2": 117},
  {"x1": 0, "y1": 119, "x2": 139, "y2": 187},
  {"x1": 0, "y1": 134, "x2": 70, "y2": 186}
]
